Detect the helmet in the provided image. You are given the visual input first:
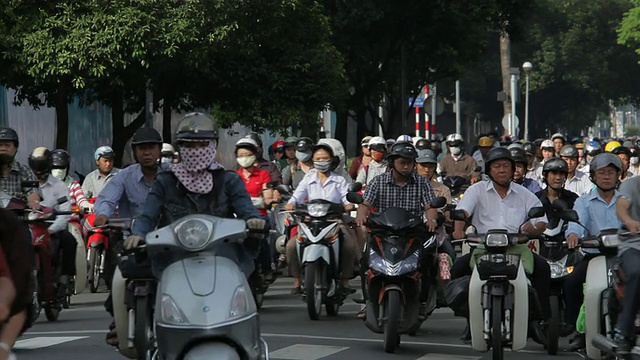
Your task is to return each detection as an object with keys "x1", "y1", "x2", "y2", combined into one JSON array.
[
  {"x1": 361, "y1": 136, "x2": 373, "y2": 147},
  {"x1": 558, "y1": 145, "x2": 578, "y2": 158},
  {"x1": 283, "y1": 136, "x2": 298, "y2": 148},
  {"x1": 551, "y1": 133, "x2": 565, "y2": 142},
  {"x1": 611, "y1": 146, "x2": 630, "y2": 157},
  {"x1": 235, "y1": 138, "x2": 259, "y2": 154},
  {"x1": 478, "y1": 136, "x2": 493, "y2": 147},
  {"x1": 589, "y1": 153, "x2": 622, "y2": 174},
  {"x1": 623, "y1": 140, "x2": 634, "y2": 148},
  {"x1": 245, "y1": 133, "x2": 263, "y2": 147},
  {"x1": 416, "y1": 149, "x2": 438, "y2": 164},
  {"x1": 295, "y1": 137, "x2": 314, "y2": 153},
  {"x1": 396, "y1": 135, "x2": 412, "y2": 143},
  {"x1": 368, "y1": 136, "x2": 387, "y2": 148},
  {"x1": 542, "y1": 158, "x2": 568, "y2": 174},
  {"x1": 386, "y1": 138, "x2": 396, "y2": 147},
  {"x1": 509, "y1": 147, "x2": 527, "y2": 165},
  {"x1": 51, "y1": 149, "x2": 70, "y2": 169},
  {"x1": 446, "y1": 133, "x2": 464, "y2": 144},
  {"x1": 507, "y1": 143, "x2": 523, "y2": 150},
  {"x1": 571, "y1": 136, "x2": 583, "y2": 144},
  {"x1": 132, "y1": 127, "x2": 162, "y2": 146},
  {"x1": 175, "y1": 113, "x2": 217, "y2": 142},
  {"x1": 485, "y1": 147, "x2": 514, "y2": 170},
  {"x1": 0, "y1": 127, "x2": 19, "y2": 146},
  {"x1": 387, "y1": 142, "x2": 418, "y2": 161},
  {"x1": 540, "y1": 139, "x2": 555, "y2": 149},
  {"x1": 94, "y1": 146, "x2": 115, "y2": 161},
  {"x1": 415, "y1": 138, "x2": 431, "y2": 150},
  {"x1": 28, "y1": 147, "x2": 52, "y2": 174},
  {"x1": 161, "y1": 143, "x2": 175, "y2": 156},
  {"x1": 575, "y1": 142, "x2": 585, "y2": 150},
  {"x1": 605, "y1": 141, "x2": 622, "y2": 153},
  {"x1": 411, "y1": 136, "x2": 423, "y2": 146},
  {"x1": 584, "y1": 140, "x2": 602, "y2": 156},
  {"x1": 317, "y1": 138, "x2": 345, "y2": 171},
  {"x1": 522, "y1": 142, "x2": 536, "y2": 155},
  {"x1": 272, "y1": 140, "x2": 285, "y2": 153}
]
